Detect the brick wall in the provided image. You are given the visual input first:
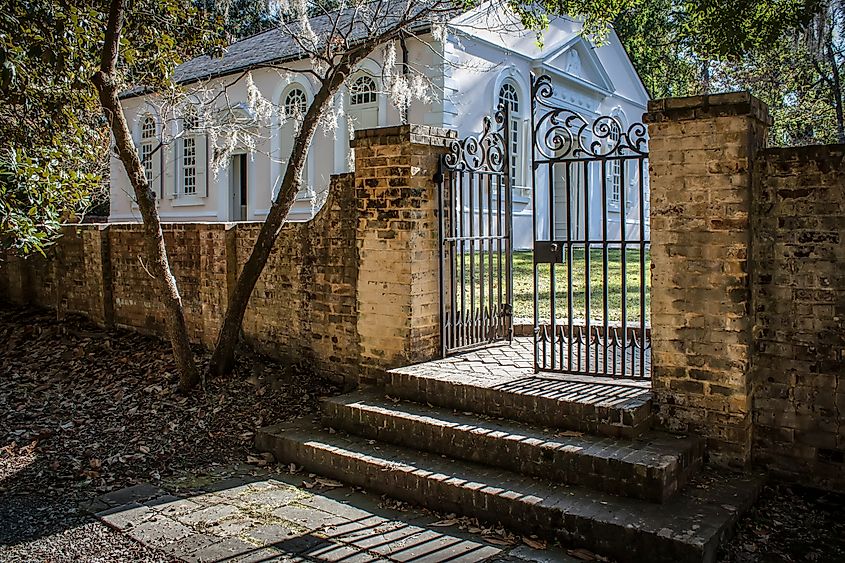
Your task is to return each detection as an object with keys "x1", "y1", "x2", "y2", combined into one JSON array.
[
  {"x1": 752, "y1": 145, "x2": 845, "y2": 490},
  {"x1": 647, "y1": 93, "x2": 845, "y2": 490},
  {"x1": 0, "y1": 174, "x2": 361, "y2": 383},
  {"x1": 236, "y1": 172, "x2": 360, "y2": 378},
  {"x1": 352, "y1": 125, "x2": 454, "y2": 381},
  {"x1": 646, "y1": 92, "x2": 770, "y2": 467},
  {"x1": 0, "y1": 126, "x2": 451, "y2": 385}
]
